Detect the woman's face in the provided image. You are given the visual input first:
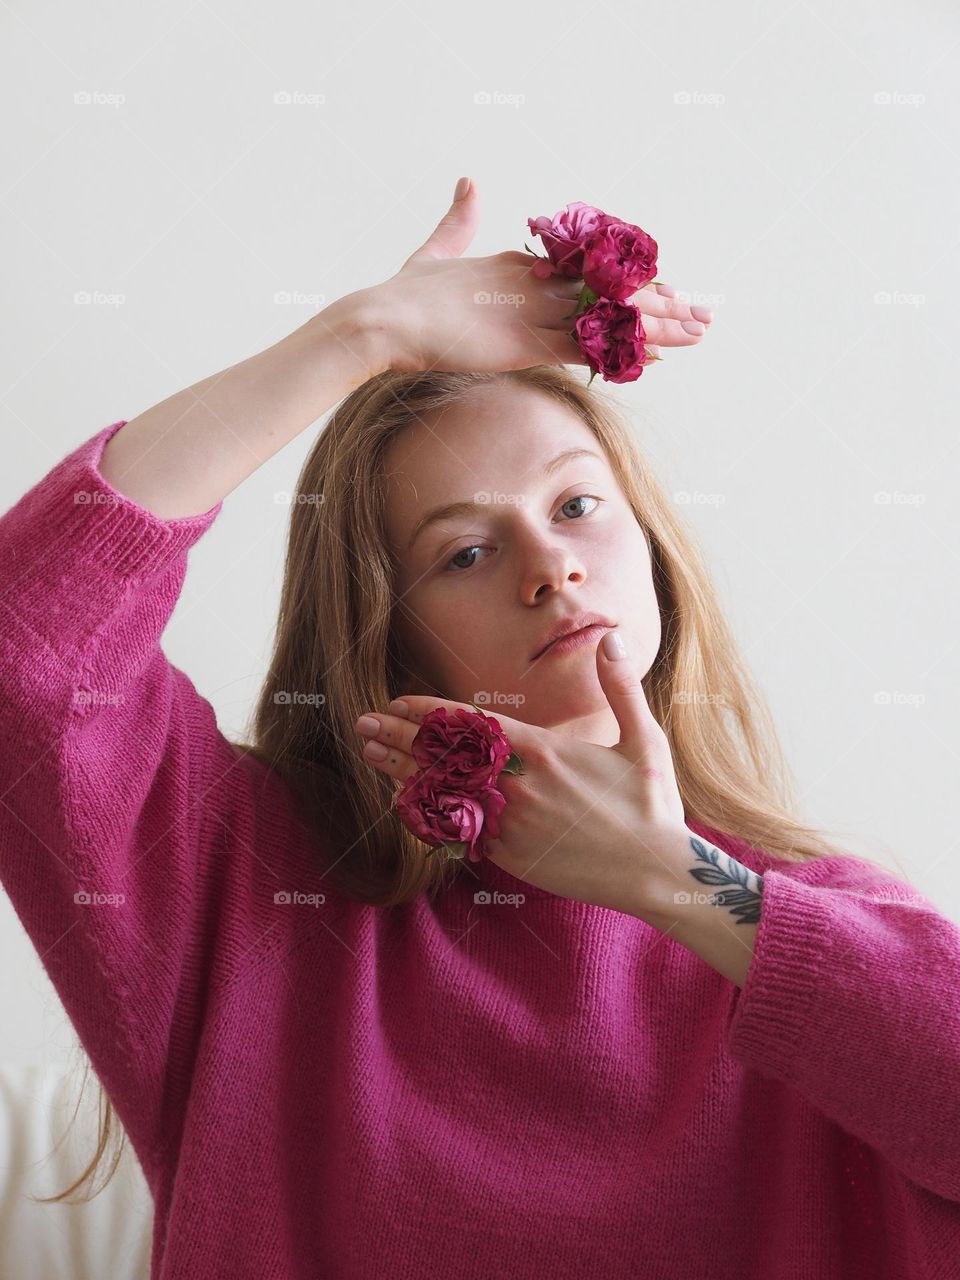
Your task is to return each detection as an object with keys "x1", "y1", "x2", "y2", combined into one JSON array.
[{"x1": 383, "y1": 381, "x2": 662, "y2": 746}]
